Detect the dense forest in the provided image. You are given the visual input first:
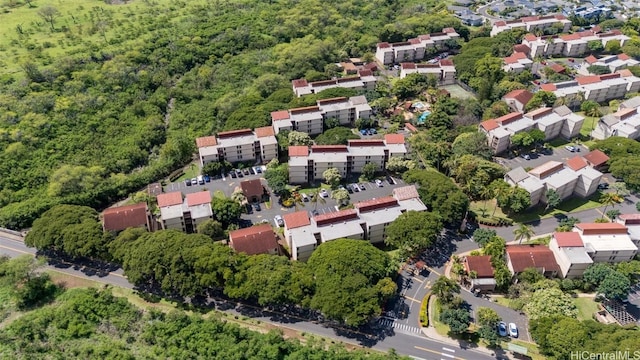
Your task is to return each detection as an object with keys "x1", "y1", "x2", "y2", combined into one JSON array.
[{"x1": 0, "y1": 0, "x2": 467, "y2": 229}]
